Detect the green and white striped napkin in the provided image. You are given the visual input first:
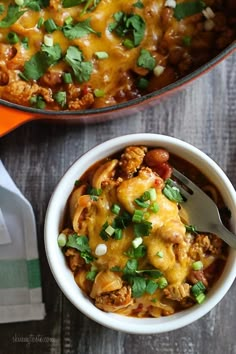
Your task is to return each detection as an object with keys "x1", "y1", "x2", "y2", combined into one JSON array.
[{"x1": 0, "y1": 161, "x2": 45, "y2": 323}]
